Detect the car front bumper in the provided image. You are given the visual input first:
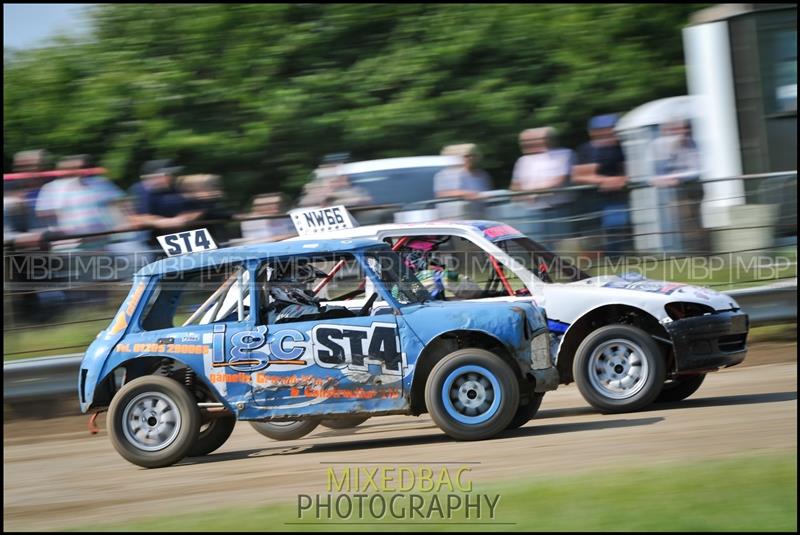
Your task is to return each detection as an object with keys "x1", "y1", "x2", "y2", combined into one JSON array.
[
  {"x1": 664, "y1": 310, "x2": 749, "y2": 373},
  {"x1": 528, "y1": 367, "x2": 560, "y2": 392},
  {"x1": 527, "y1": 328, "x2": 559, "y2": 392}
]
